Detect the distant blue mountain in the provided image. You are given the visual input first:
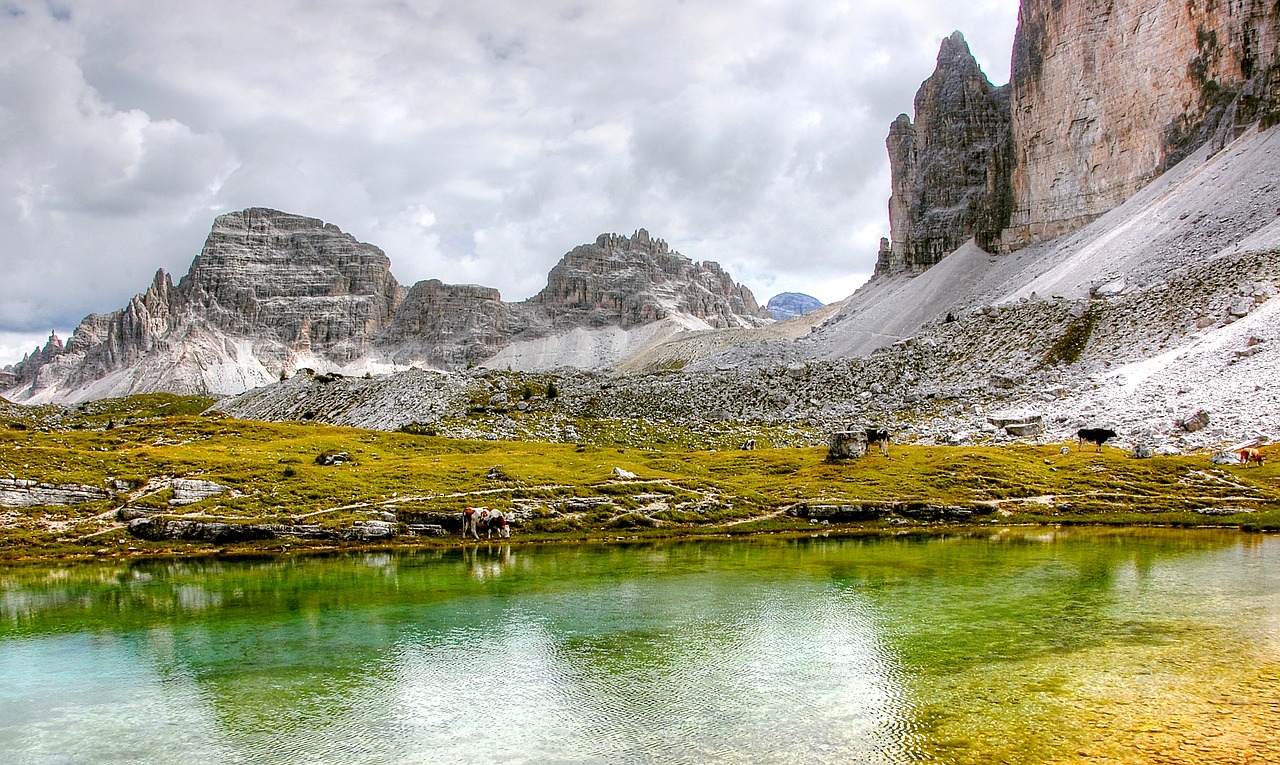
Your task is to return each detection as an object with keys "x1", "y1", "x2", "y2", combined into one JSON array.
[{"x1": 765, "y1": 292, "x2": 824, "y2": 320}]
